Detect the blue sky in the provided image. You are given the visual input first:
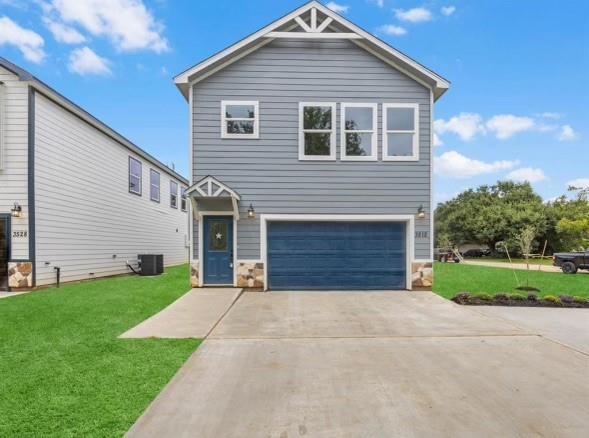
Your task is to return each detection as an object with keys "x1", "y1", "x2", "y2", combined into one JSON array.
[{"x1": 1, "y1": 0, "x2": 587, "y2": 203}]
